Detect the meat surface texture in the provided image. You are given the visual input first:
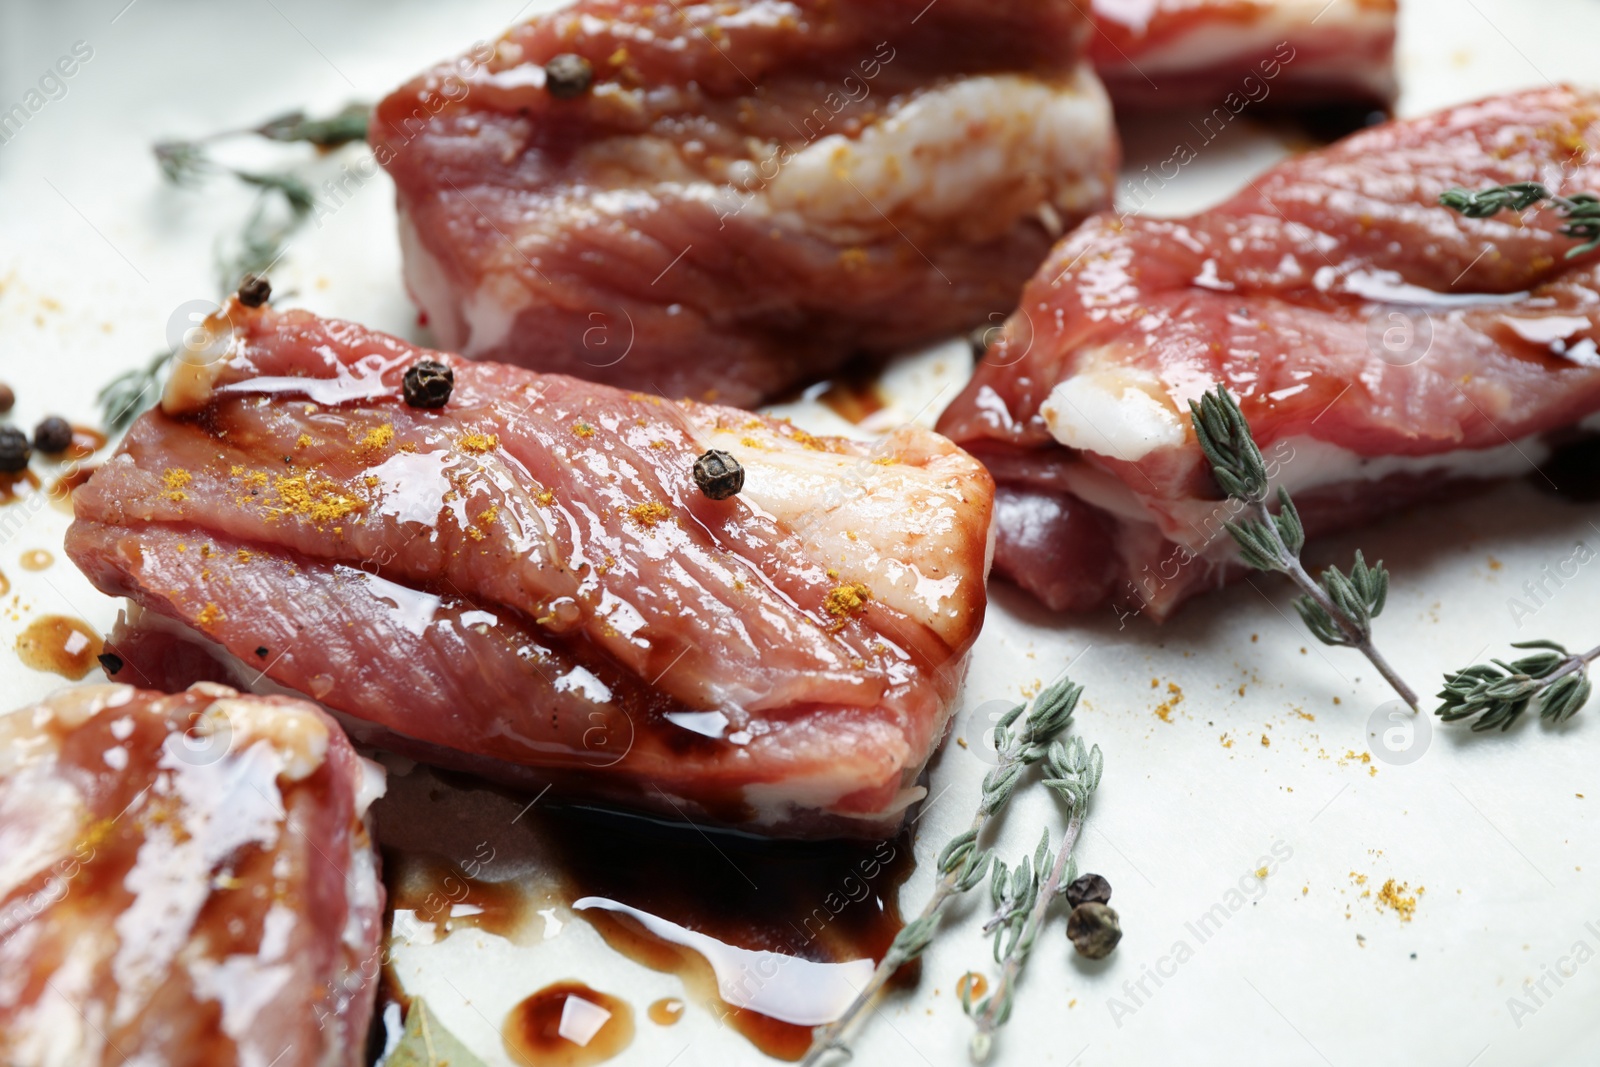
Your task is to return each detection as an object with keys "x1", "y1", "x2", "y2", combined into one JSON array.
[
  {"x1": 67, "y1": 303, "x2": 994, "y2": 839},
  {"x1": 937, "y1": 85, "x2": 1600, "y2": 621},
  {"x1": 373, "y1": 0, "x2": 1117, "y2": 408},
  {"x1": 1089, "y1": 0, "x2": 1397, "y2": 110},
  {"x1": 0, "y1": 683, "x2": 384, "y2": 1067}
]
